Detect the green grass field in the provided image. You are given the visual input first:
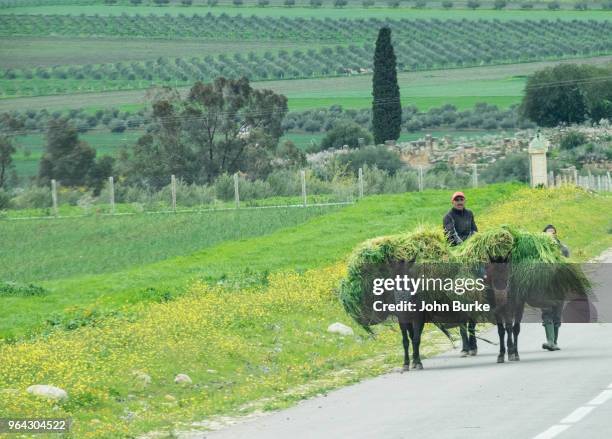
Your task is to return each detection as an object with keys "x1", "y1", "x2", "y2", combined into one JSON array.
[
  {"x1": 5, "y1": 57, "x2": 611, "y2": 115},
  {"x1": 2, "y1": 5, "x2": 610, "y2": 19},
  {"x1": 1, "y1": 184, "x2": 610, "y2": 438},
  {"x1": 0, "y1": 37, "x2": 317, "y2": 69},
  {"x1": 0, "y1": 205, "x2": 340, "y2": 283}
]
